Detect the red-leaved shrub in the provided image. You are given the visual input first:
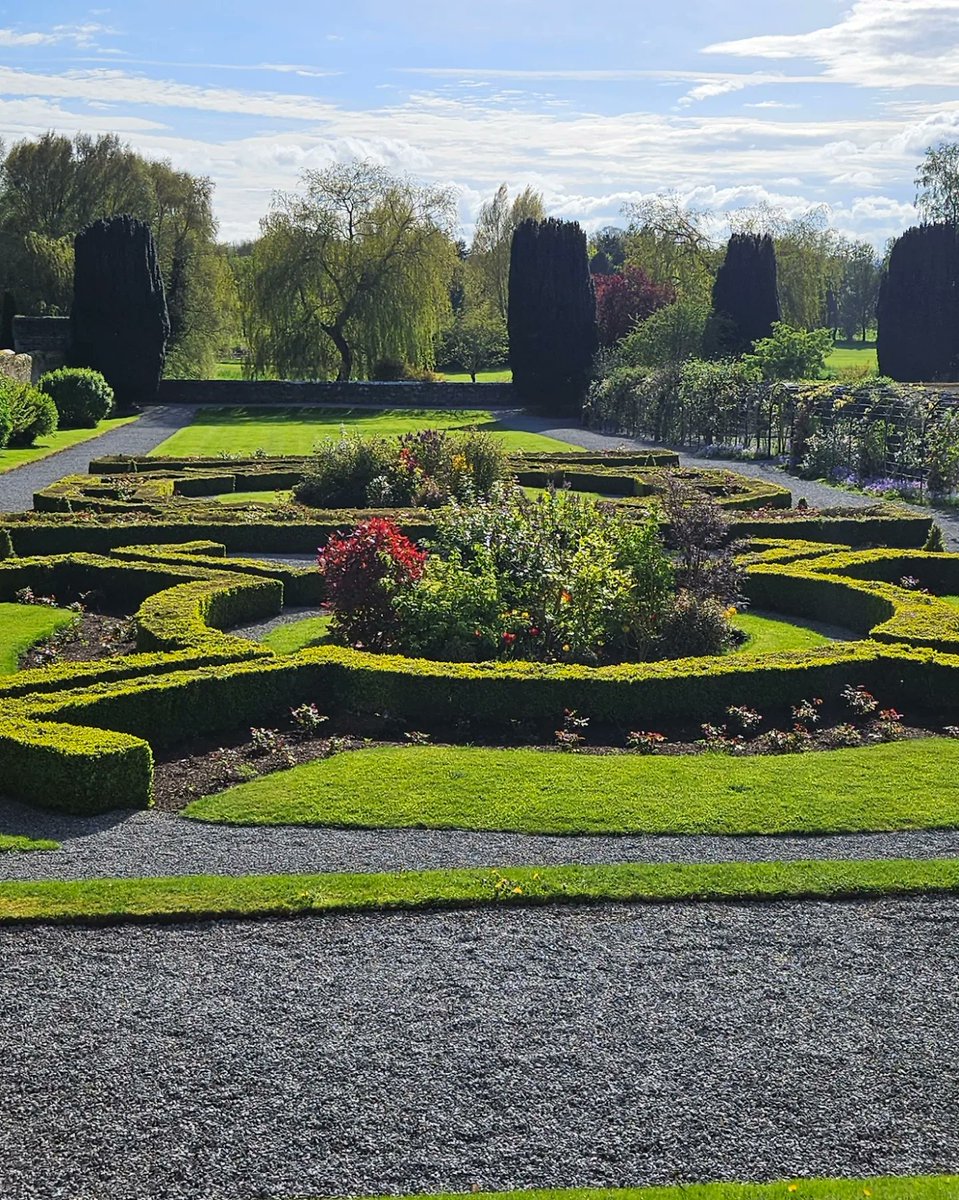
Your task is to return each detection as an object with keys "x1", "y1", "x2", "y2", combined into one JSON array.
[{"x1": 318, "y1": 518, "x2": 426, "y2": 648}]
